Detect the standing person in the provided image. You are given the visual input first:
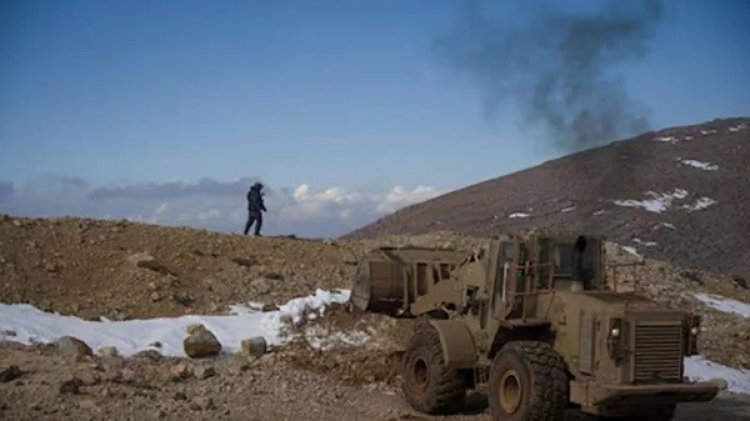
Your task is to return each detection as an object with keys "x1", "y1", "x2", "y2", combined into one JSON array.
[{"x1": 244, "y1": 182, "x2": 267, "y2": 236}]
